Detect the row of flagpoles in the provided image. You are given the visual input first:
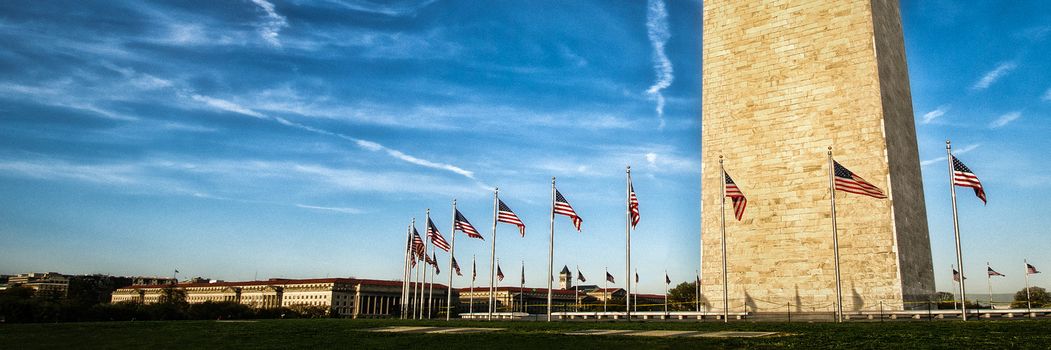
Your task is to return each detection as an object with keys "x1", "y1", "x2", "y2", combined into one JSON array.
[{"x1": 398, "y1": 140, "x2": 1022, "y2": 322}]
